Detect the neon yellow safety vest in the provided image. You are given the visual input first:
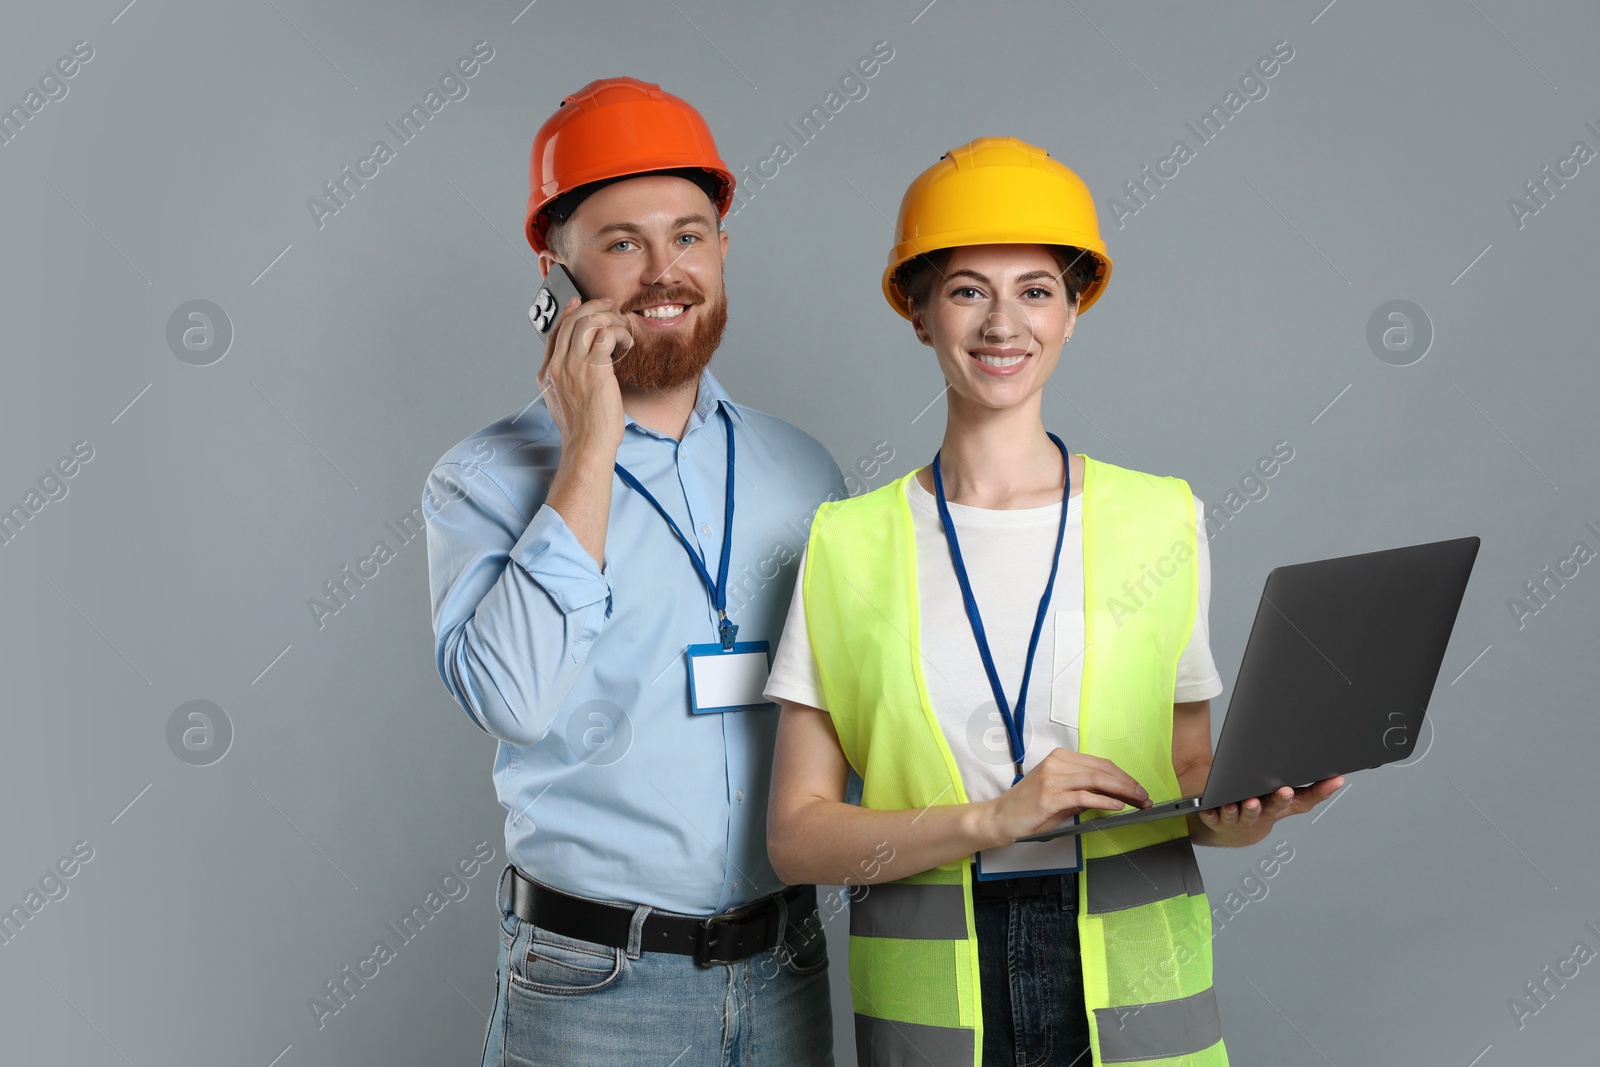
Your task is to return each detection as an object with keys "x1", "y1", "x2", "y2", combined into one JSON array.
[{"x1": 802, "y1": 456, "x2": 1229, "y2": 1067}]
